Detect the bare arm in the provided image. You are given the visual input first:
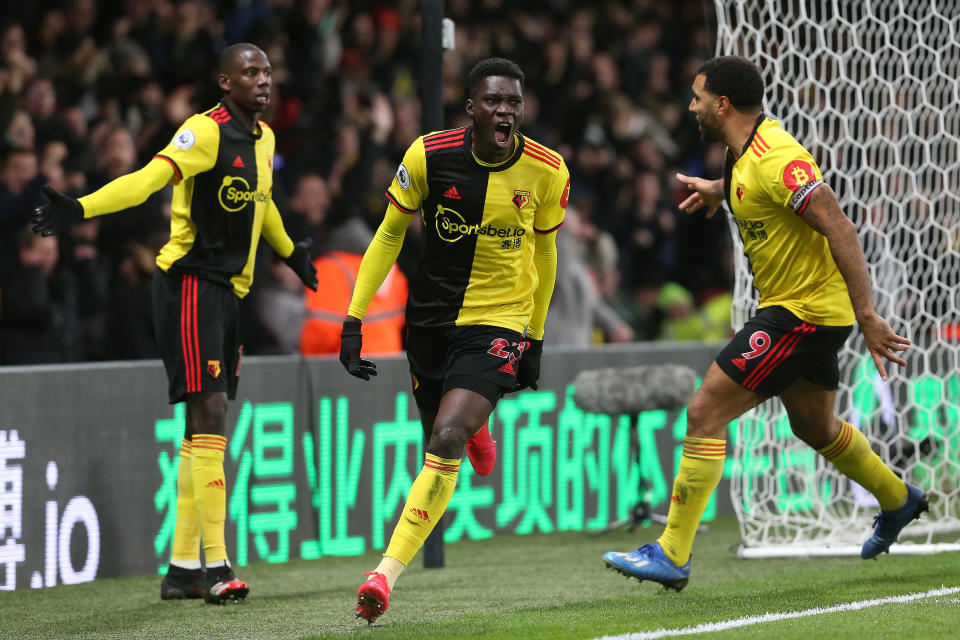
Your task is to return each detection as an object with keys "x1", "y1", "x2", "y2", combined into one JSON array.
[{"x1": 800, "y1": 184, "x2": 910, "y2": 379}]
